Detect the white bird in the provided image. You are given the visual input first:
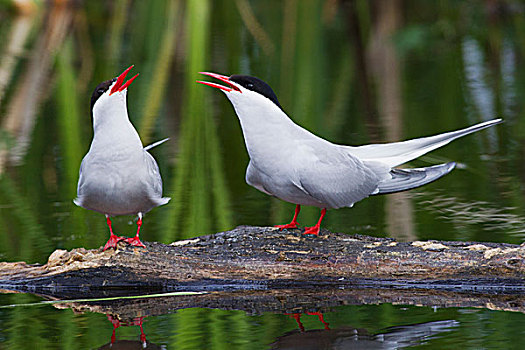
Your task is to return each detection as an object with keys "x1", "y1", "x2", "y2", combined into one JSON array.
[
  {"x1": 197, "y1": 72, "x2": 502, "y2": 235},
  {"x1": 75, "y1": 66, "x2": 170, "y2": 250}
]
